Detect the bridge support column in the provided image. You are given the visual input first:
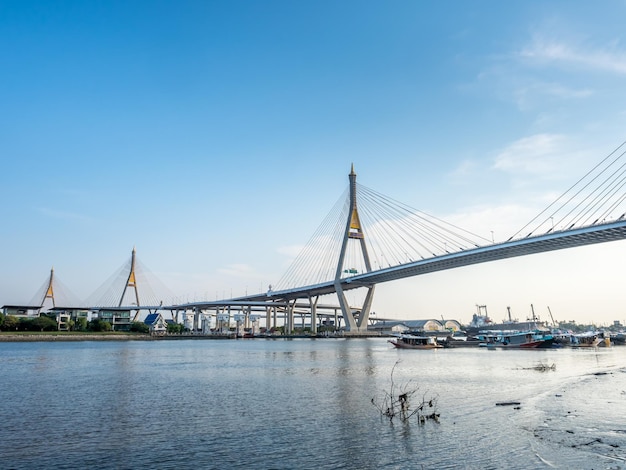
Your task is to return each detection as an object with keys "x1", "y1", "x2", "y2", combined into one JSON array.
[
  {"x1": 334, "y1": 282, "x2": 357, "y2": 331},
  {"x1": 286, "y1": 300, "x2": 295, "y2": 335},
  {"x1": 357, "y1": 286, "x2": 375, "y2": 330},
  {"x1": 193, "y1": 307, "x2": 200, "y2": 331},
  {"x1": 309, "y1": 295, "x2": 319, "y2": 334},
  {"x1": 265, "y1": 306, "x2": 272, "y2": 332},
  {"x1": 334, "y1": 284, "x2": 375, "y2": 334},
  {"x1": 265, "y1": 307, "x2": 276, "y2": 333}
]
